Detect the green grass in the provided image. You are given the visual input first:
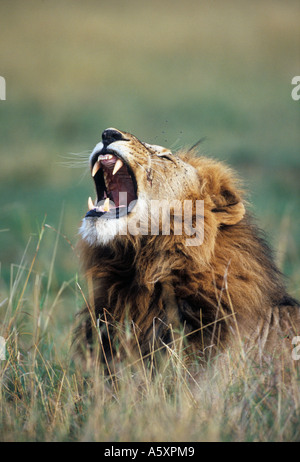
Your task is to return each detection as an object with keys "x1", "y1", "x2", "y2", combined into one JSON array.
[{"x1": 0, "y1": 0, "x2": 299, "y2": 441}]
